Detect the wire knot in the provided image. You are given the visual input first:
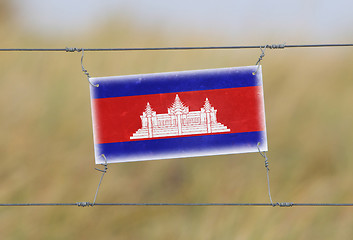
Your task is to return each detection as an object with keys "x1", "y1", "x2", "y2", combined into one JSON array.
[
  {"x1": 95, "y1": 154, "x2": 108, "y2": 173},
  {"x1": 255, "y1": 47, "x2": 266, "y2": 66},
  {"x1": 253, "y1": 43, "x2": 286, "y2": 75},
  {"x1": 76, "y1": 202, "x2": 93, "y2": 207},
  {"x1": 65, "y1": 47, "x2": 82, "y2": 52},
  {"x1": 257, "y1": 142, "x2": 270, "y2": 171},
  {"x1": 82, "y1": 67, "x2": 91, "y2": 79},
  {"x1": 274, "y1": 202, "x2": 294, "y2": 207},
  {"x1": 264, "y1": 159, "x2": 269, "y2": 169},
  {"x1": 266, "y1": 43, "x2": 286, "y2": 49},
  {"x1": 252, "y1": 46, "x2": 267, "y2": 75}
]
